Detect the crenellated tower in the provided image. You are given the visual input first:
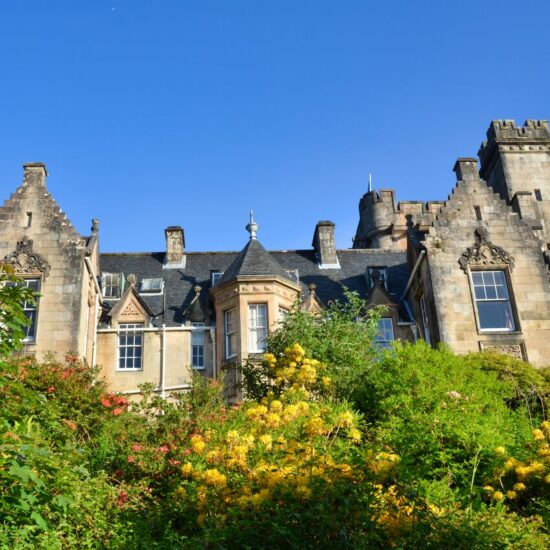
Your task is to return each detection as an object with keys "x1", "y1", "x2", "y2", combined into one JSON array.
[
  {"x1": 353, "y1": 188, "x2": 444, "y2": 250},
  {"x1": 478, "y1": 119, "x2": 550, "y2": 245}
]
